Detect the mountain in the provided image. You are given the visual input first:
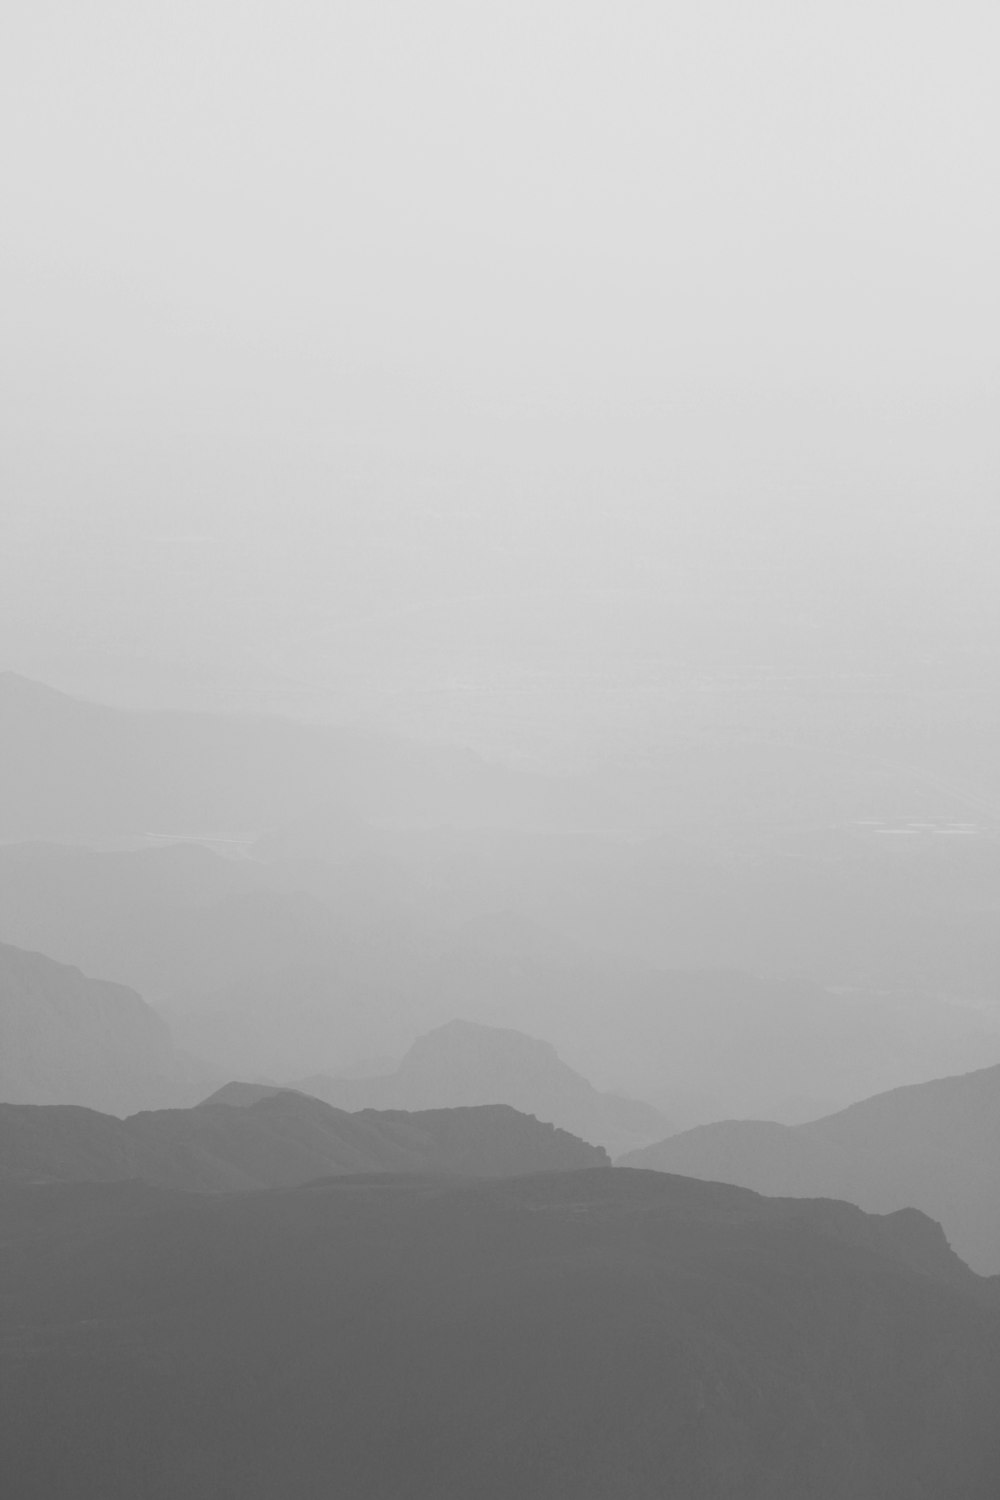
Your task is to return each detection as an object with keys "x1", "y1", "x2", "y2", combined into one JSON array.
[
  {"x1": 2, "y1": 1168, "x2": 998, "y2": 1498},
  {"x1": 3, "y1": 841, "x2": 997, "y2": 1123},
  {"x1": 0, "y1": 1090, "x2": 607, "y2": 1190},
  {"x1": 0, "y1": 941, "x2": 210, "y2": 1115},
  {"x1": 619, "y1": 1060, "x2": 1000, "y2": 1274},
  {"x1": 294, "y1": 1019, "x2": 672, "y2": 1155},
  {"x1": 404, "y1": 916, "x2": 1000, "y2": 1123},
  {"x1": 0, "y1": 840, "x2": 431, "y2": 1077}
]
